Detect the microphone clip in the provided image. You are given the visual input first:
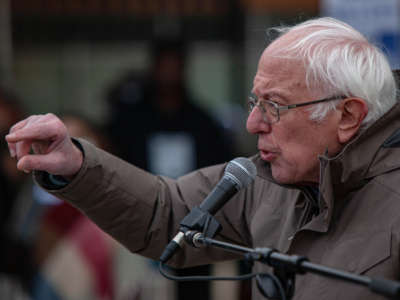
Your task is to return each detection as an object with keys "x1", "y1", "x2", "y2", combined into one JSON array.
[
  {"x1": 180, "y1": 206, "x2": 222, "y2": 245},
  {"x1": 159, "y1": 207, "x2": 222, "y2": 263}
]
